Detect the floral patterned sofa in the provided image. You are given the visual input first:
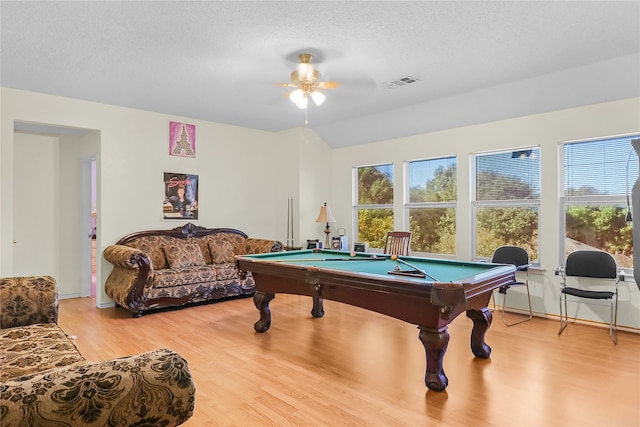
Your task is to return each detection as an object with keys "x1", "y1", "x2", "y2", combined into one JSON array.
[
  {"x1": 104, "y1": 223, "x2": 283, "y2": 317},
  {"x1": 0, "y1": 275, "x2": 196, "y2": 426}
]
